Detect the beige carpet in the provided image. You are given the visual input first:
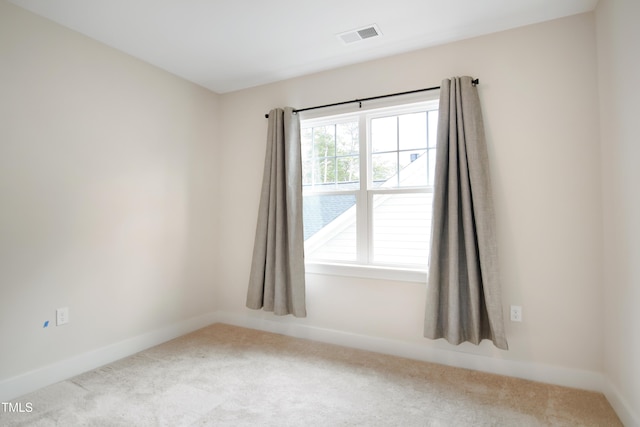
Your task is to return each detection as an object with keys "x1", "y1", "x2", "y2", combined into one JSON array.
[{"x1": 2, "y1": 323, "x2": 621, "y2": 426}]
